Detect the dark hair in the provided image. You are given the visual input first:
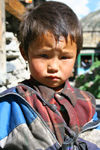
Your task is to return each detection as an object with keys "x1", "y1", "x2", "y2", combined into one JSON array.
[{"x1": 19, "y1": 1, "x2": 83, "y2": 58}]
